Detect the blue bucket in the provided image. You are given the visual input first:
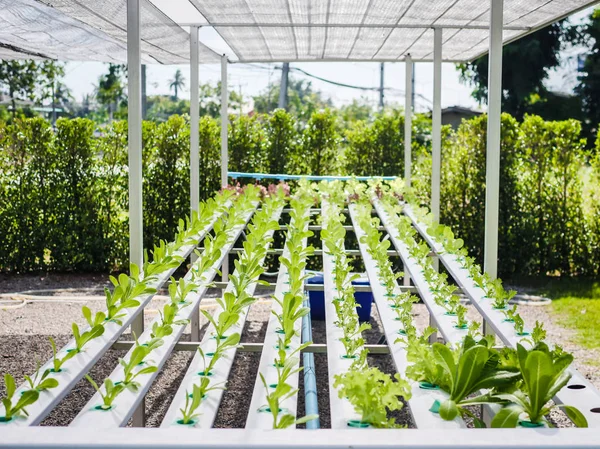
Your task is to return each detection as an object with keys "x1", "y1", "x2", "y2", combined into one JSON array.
[{"x1": 306, "y1": 272, "x2": 372, "y2": 322}]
